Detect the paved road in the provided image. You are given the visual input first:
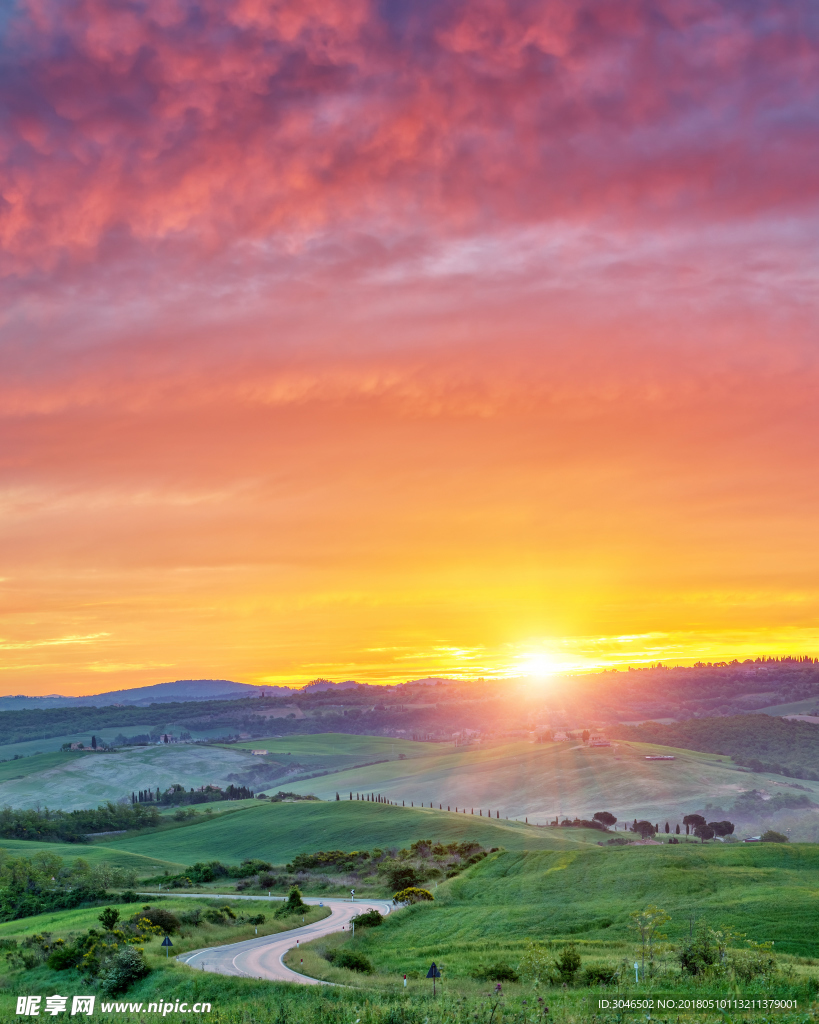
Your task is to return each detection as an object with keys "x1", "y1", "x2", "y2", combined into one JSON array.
[{"x1": 137, "y1": 893, "x2": 394, "y2": 984}]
